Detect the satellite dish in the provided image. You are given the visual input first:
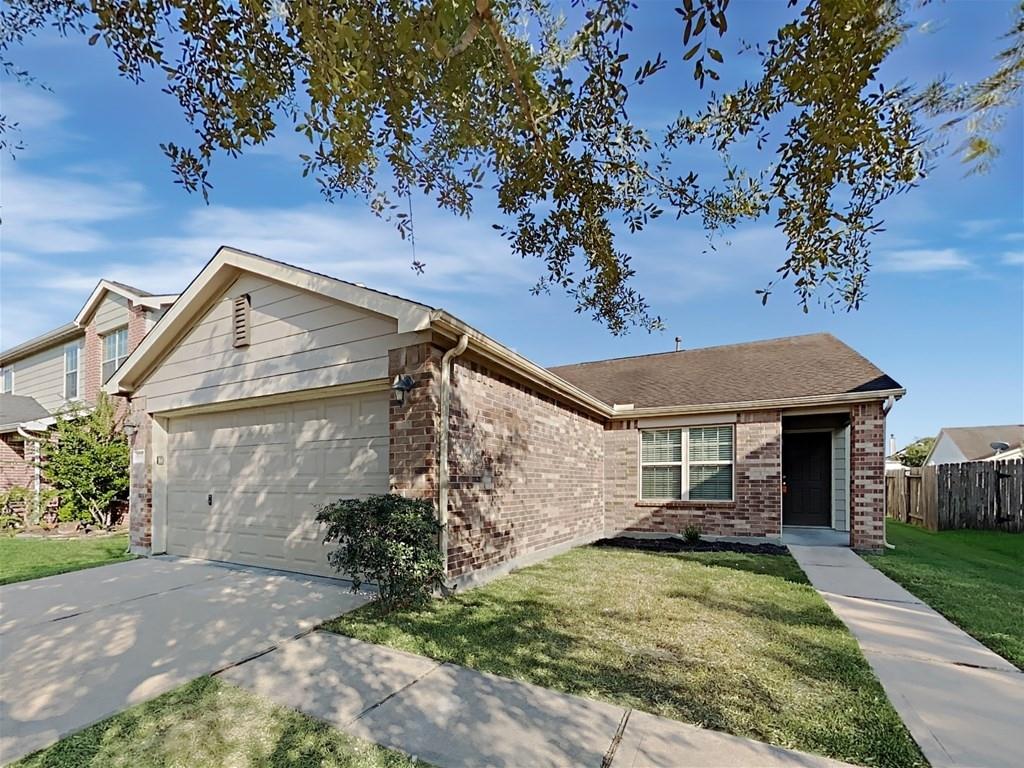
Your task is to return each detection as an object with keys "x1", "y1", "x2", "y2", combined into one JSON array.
[{"x1": 990, "y1": 441, "x2": 1010, "y2": 454}]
